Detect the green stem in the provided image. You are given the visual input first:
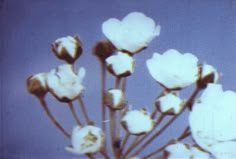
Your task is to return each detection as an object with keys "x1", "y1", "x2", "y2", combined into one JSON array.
[{"x1": 38, "y1": 97, "x2": 70, "y2": 138}]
